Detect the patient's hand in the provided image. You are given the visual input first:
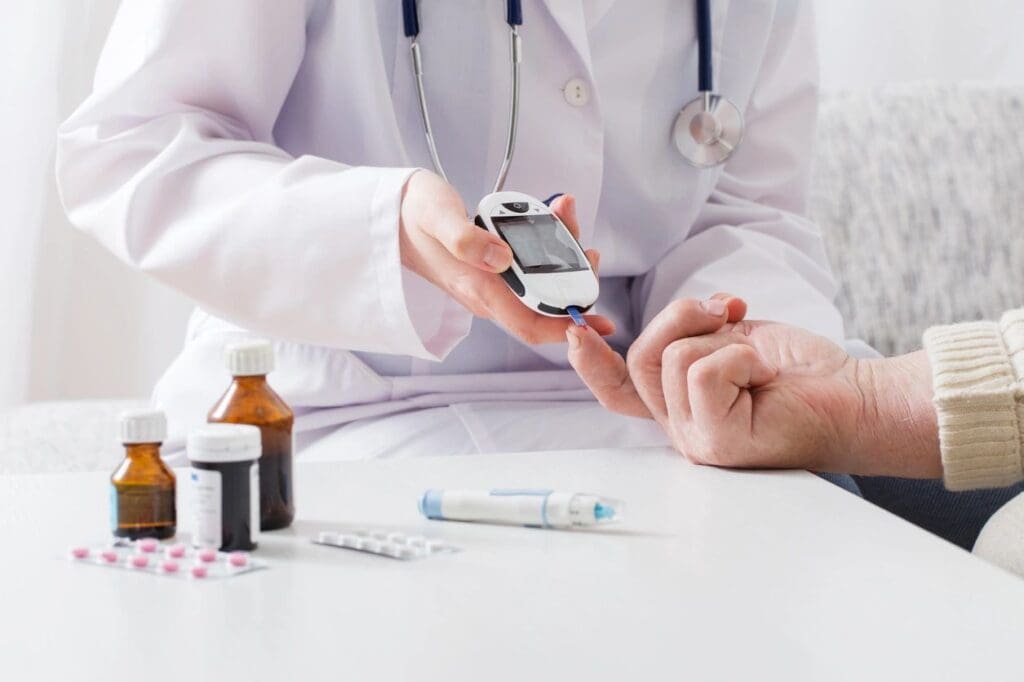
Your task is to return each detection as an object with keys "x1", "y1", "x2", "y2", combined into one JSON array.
[{"x1": 568, "y1": 296, "x2": 868, "y2": 472}]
